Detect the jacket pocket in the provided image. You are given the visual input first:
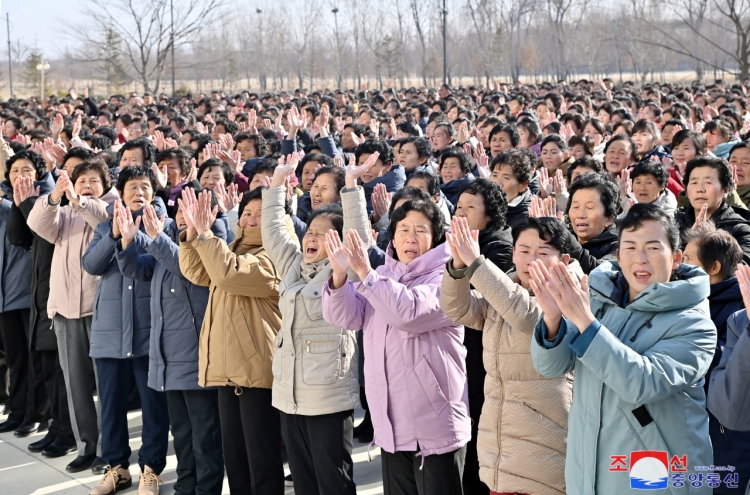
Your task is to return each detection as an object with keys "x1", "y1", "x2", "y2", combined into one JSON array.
[
  {"x1": 302, "y1": 294, "x2": 324, "y2": 321},
  {"x1": 230, "y1": 307, "x2": 257, "y2": 362},
  {"x1": 301, "y1": 334, "x2": 342, "y2": 385},
  {"x1": 272, "y1": 332, "x2": 283, "y2": 382},
  {"x1": 620, "y1": 403, "x2": 671, "y2": 454},
  {"x1": 414, "y1": 356, "x2": 448, "y2": 415}
]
